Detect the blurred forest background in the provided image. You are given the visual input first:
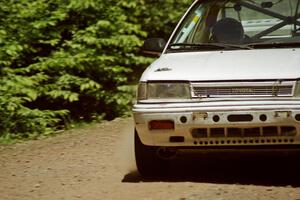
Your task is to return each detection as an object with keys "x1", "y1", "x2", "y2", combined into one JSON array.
[{"x1": 0, "y1": 0, "x2": 191, "y2": 141}]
